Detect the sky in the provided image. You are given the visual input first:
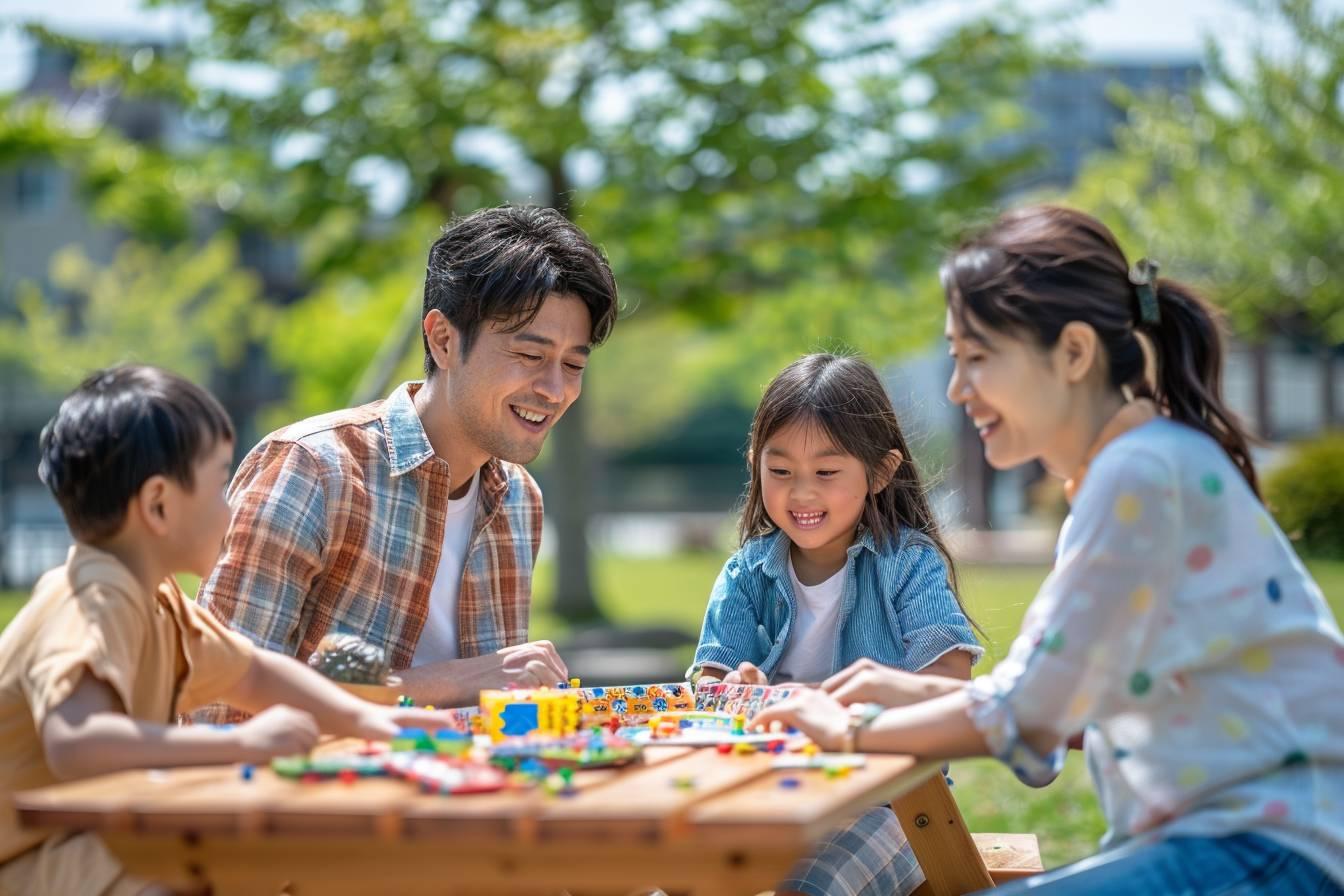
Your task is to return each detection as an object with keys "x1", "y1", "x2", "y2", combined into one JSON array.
[{"x1": 0, "y1": 0, "x2": 1310, "y2": 94}]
